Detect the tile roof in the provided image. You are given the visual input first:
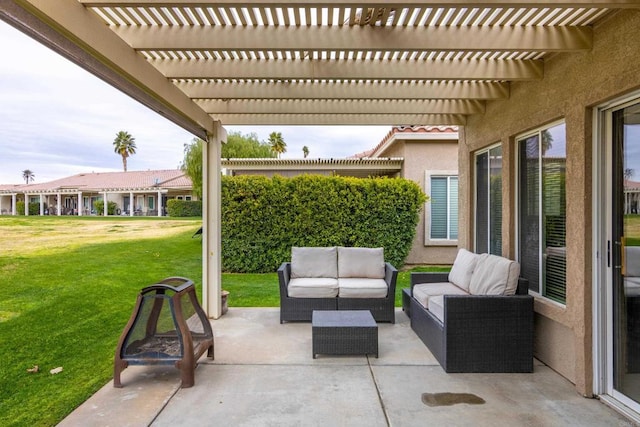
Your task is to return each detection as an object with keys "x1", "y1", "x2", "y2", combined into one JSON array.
[
  {"x1": 2, "y1": 170, "x2": 191, "y2": 194},
  {"x1": 351, "y1": 126, "x2": 459, "y2": 159},
  {"x1": 0, "y1": 184, "x2": 23, "y2": 192}
]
